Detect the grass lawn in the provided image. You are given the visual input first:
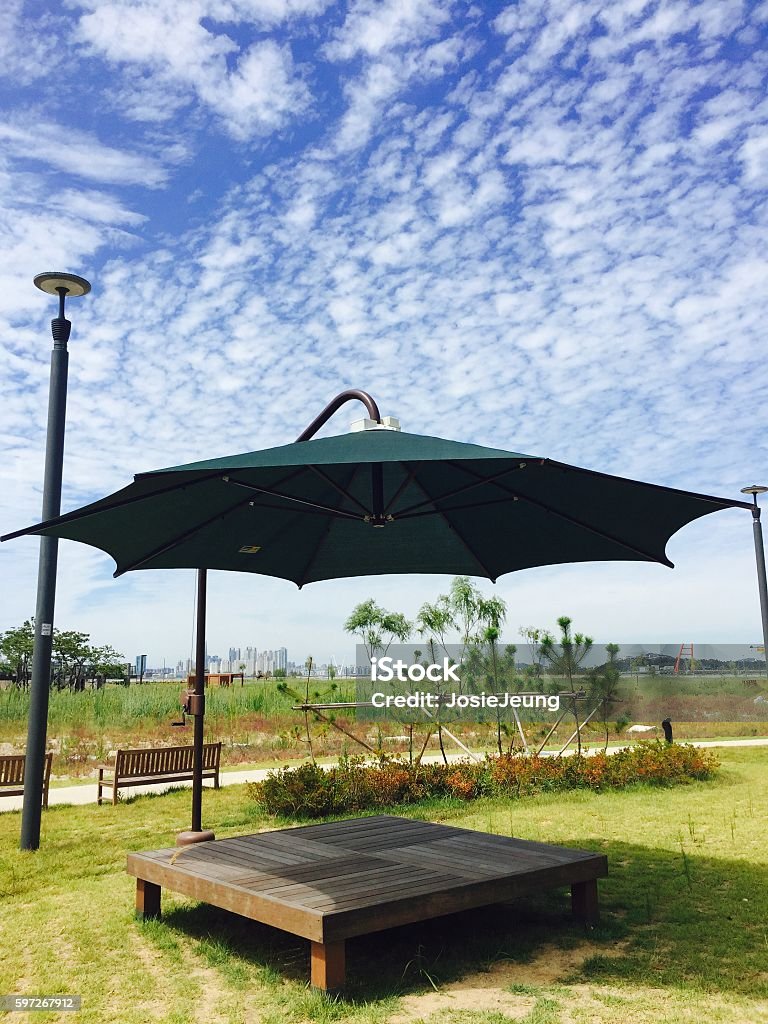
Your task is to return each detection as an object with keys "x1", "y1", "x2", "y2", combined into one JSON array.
[{"x1": 0, "y1": 748, "x2": 766, "y2": 1024}]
